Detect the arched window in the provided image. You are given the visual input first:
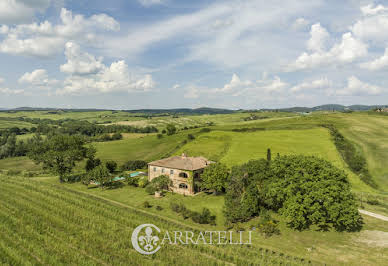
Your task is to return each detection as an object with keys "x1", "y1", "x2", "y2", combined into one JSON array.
[
  {"x1": 179, "y1": 172, "x2": 188, "y2": 178},
  {"x1": 179, "y1": 183, "x2": 188, "y2": 189}
]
